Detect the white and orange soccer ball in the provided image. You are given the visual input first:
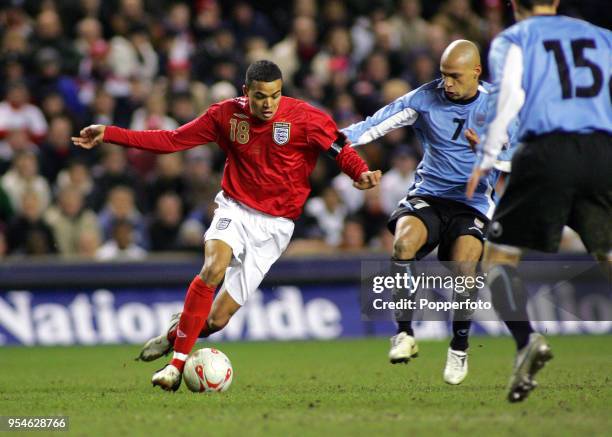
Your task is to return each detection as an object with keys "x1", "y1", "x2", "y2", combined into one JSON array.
[{"x1": 183, "y1": 348, "x2": 233, "y2": 393}]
